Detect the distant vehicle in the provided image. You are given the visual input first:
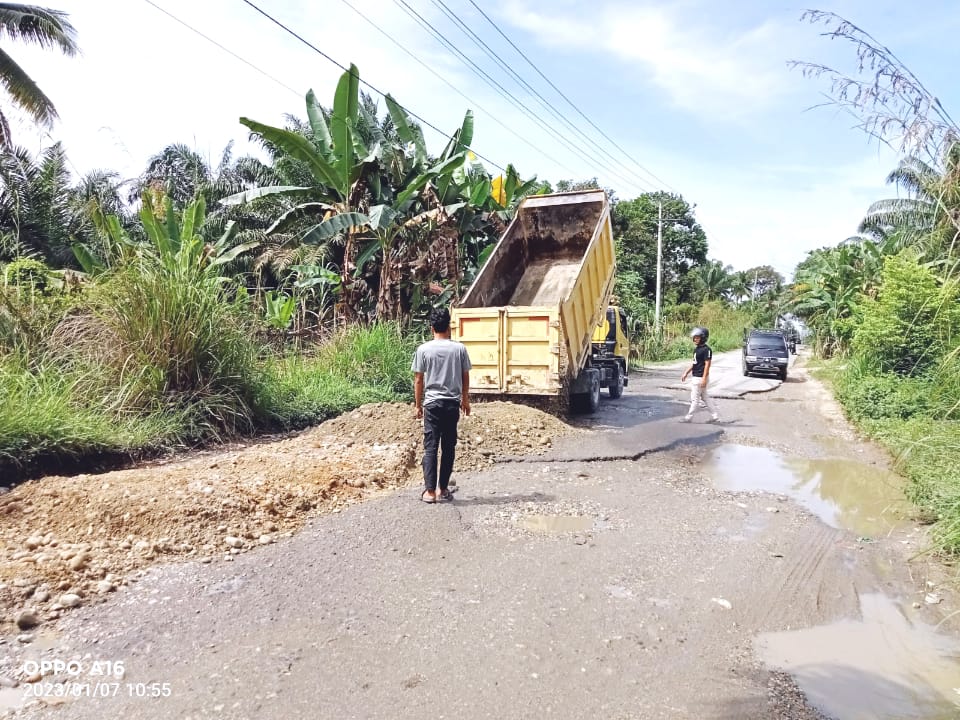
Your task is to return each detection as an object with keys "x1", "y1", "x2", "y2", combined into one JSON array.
[{"x1": 742, "y1": 329, "x2": 790, "y2": 381}]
